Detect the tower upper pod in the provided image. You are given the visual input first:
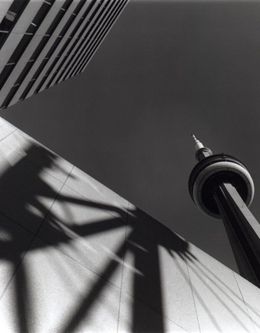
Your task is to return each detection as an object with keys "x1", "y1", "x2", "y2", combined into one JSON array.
[{"x1": 188, "y1": 136, "x2": 255, "y2": 218}]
